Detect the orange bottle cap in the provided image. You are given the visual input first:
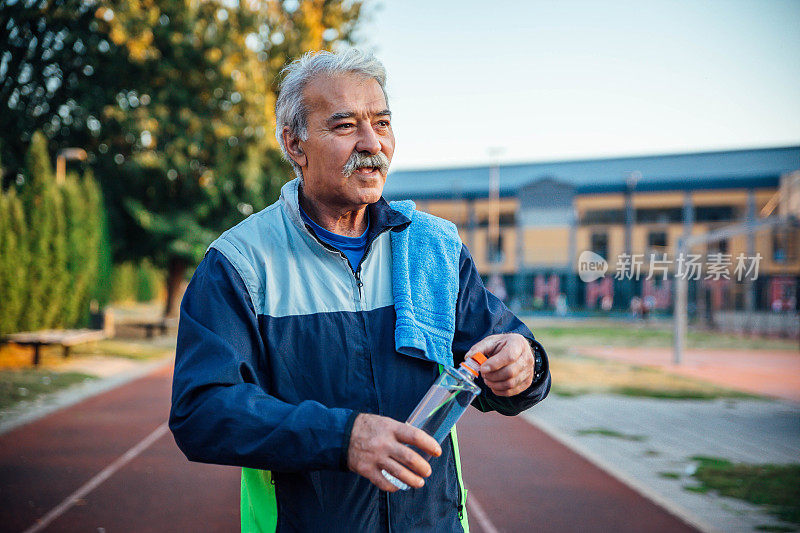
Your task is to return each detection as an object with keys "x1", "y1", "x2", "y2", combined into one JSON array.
[{"x1": 471, "y1": 352, "x2": 487, "y2": 365}]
